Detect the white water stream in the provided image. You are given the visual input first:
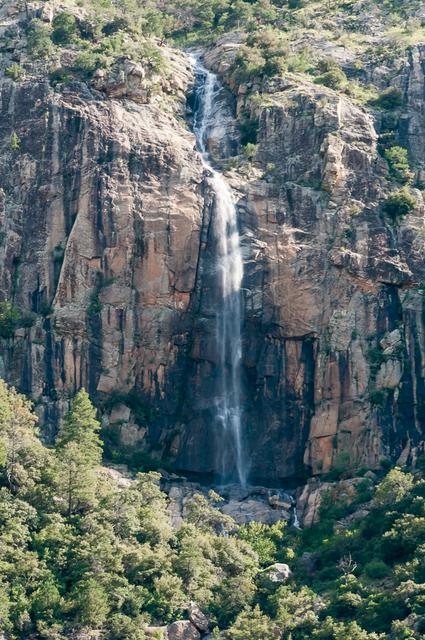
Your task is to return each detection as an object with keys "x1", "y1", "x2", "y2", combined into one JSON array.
[{"x1": 191, "y1": 57, "x2": 247, "y2": 486}]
